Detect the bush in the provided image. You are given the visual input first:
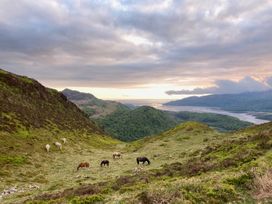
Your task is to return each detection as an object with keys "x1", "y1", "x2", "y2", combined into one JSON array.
[
  {"x1": 253, "y1": 169, "x2": 272, "y2": 200},
  {"x1": 70, "y1": 194, "x2": 105, "y2": 204}
]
